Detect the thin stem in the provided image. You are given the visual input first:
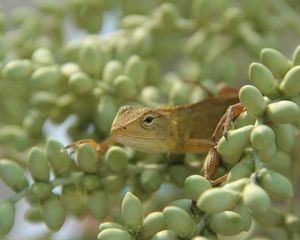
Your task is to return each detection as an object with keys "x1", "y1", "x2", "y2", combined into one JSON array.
[
  {"x1": 7, "y1": 172, "x2": 84, "y2": 204},
  {"x1": 197, "y1": 214, "x2": 209, "y2": 235}
]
